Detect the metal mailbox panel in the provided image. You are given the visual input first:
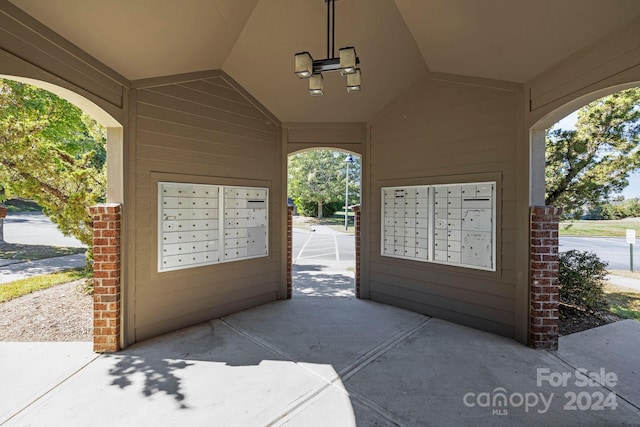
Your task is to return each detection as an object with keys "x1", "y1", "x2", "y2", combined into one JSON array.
[
  {"x1": 381, "y1": 182, "x2": 495, "y2": 271},
  {"x1": 159, "y1": 182, "x2": 268, "y2": 272}
]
